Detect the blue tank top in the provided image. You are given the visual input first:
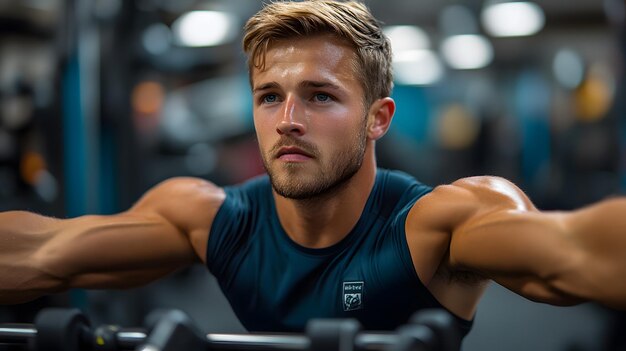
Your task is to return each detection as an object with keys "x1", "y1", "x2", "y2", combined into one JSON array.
[{"x1": 206, "y1": 169, "x2": 472, "y2": 334}]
